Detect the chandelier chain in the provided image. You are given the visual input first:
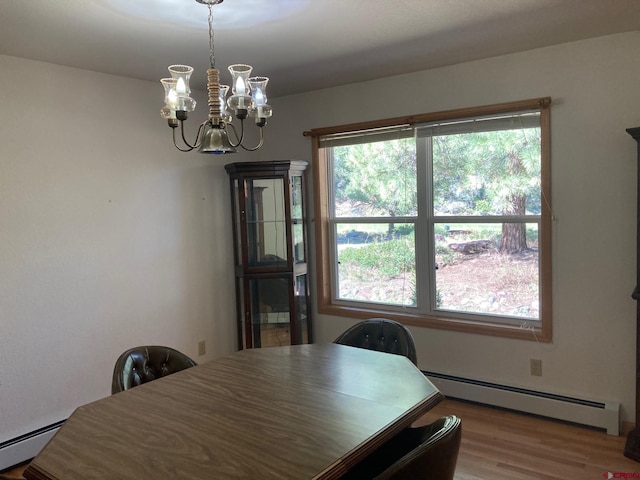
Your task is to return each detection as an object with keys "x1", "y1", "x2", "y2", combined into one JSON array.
[{"x1": 208, "y1": 3, "x2": 215, "y2": 68}]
